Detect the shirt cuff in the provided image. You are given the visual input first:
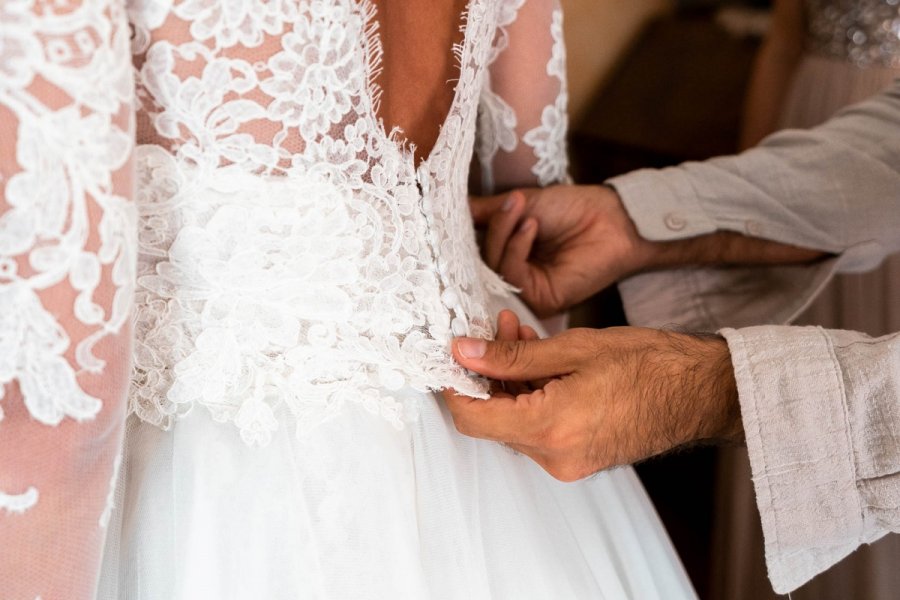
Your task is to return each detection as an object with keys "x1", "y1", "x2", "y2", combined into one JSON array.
[
  {"x1": 721, "y1": 325, "x2": 865, "y2": 593},
  {"x1": 607, "y1": 168, "x2": 718, "y2": 241}
]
